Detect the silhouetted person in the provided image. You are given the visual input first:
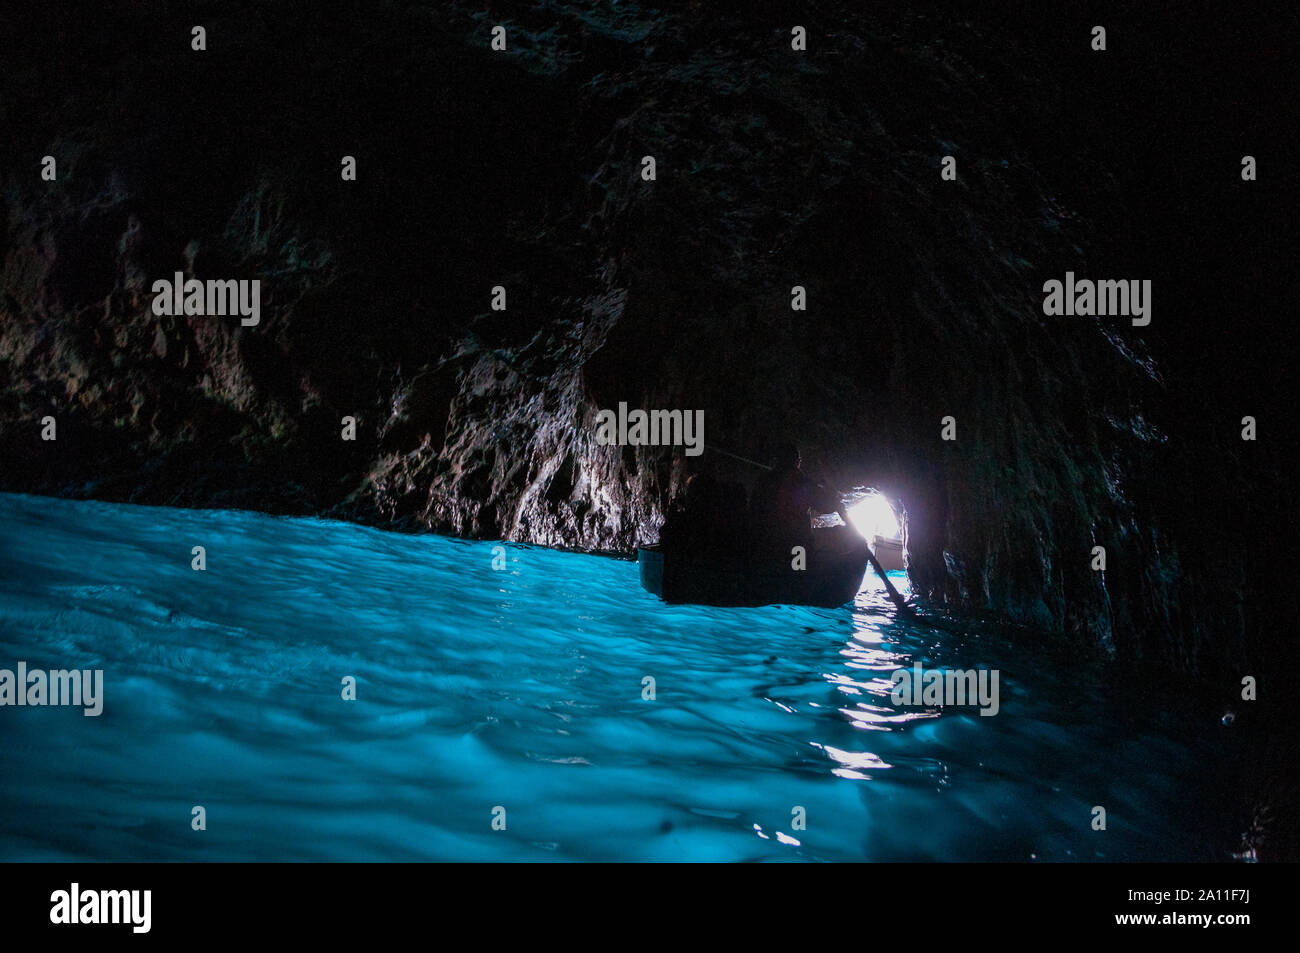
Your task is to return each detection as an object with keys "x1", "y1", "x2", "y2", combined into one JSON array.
[
  {"x1": 750, "y1": 442, "x2": 845, "y2": 554},
  {"x1": 661, "y1": 472, "x2": 712, "y2": 552},
  {"x1": 660, "y1": 471, "x2": 748, "y2": 554}
]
